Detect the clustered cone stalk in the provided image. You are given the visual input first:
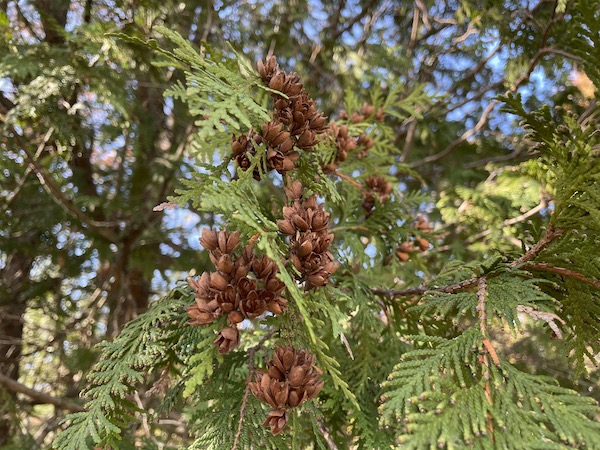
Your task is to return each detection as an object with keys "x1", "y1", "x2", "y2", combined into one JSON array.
[
  {"x1": 232, "y1": 55, "x2": 328, "y2": 179},
  {"x1": 249, "y1": 346, "x2": 324, "y2": 435},
  {"x1": 363, "y1": 175, "x2": 393, "y2": 216},
  {"x1": 186, "y1": 55, "x2": 337, "y2": 435},
  {"x1": 278, "y1": 179, "x2": 339, "y2": 288},
  {"x1": 325, "y1": 101, "x2": 385, "y2": 173},
  {"x1": 186, "y1": 229, "x2": 287, "y2": 354}
]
